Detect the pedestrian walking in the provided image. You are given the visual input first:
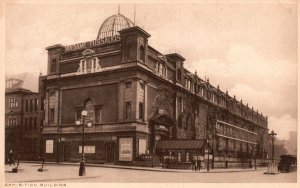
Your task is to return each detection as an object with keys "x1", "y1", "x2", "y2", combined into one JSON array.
[
  {"x1": 8, "y1": 149, "x2": 15, "y2": 166},
  {"x1": 197, "y1": 159, "x2": 201, "y2": 171},
  {"x1": 193, "y1": 158, "x2": 197, "y2": 171}
]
